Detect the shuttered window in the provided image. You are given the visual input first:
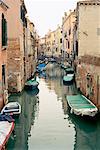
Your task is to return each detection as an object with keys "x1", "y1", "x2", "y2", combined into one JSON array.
[
  {"x1": 2, "y1": 14, "x2": 7, "y2": 46},
  {"x1": 2, "y1": 65, "x2": 6, "y2": 86}
]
